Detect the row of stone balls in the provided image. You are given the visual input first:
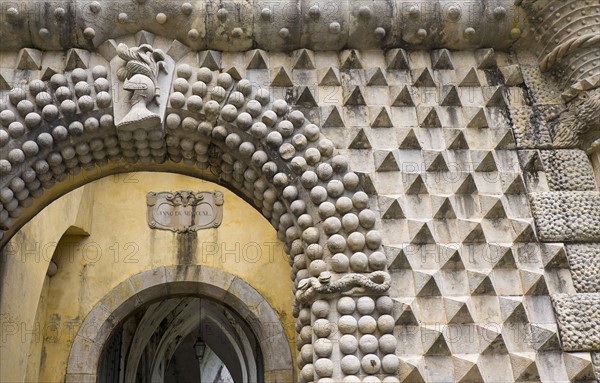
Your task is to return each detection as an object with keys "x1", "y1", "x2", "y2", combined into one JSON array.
[{"x1": 296, "y1": 297, "x2": 400, "y2": 383}]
